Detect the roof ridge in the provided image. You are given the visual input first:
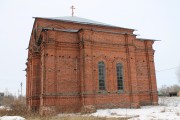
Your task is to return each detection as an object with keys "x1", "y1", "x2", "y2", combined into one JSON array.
[{"x1": 52, "y1": 16, "x2": 109, "y2": 24}]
